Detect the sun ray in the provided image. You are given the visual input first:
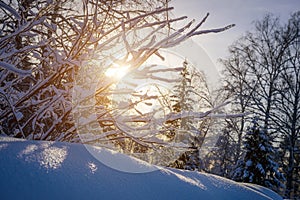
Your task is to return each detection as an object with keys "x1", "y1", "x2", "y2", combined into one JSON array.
[{"x1": 105, "y1": 63, "x2": 130, "y2": 79}]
